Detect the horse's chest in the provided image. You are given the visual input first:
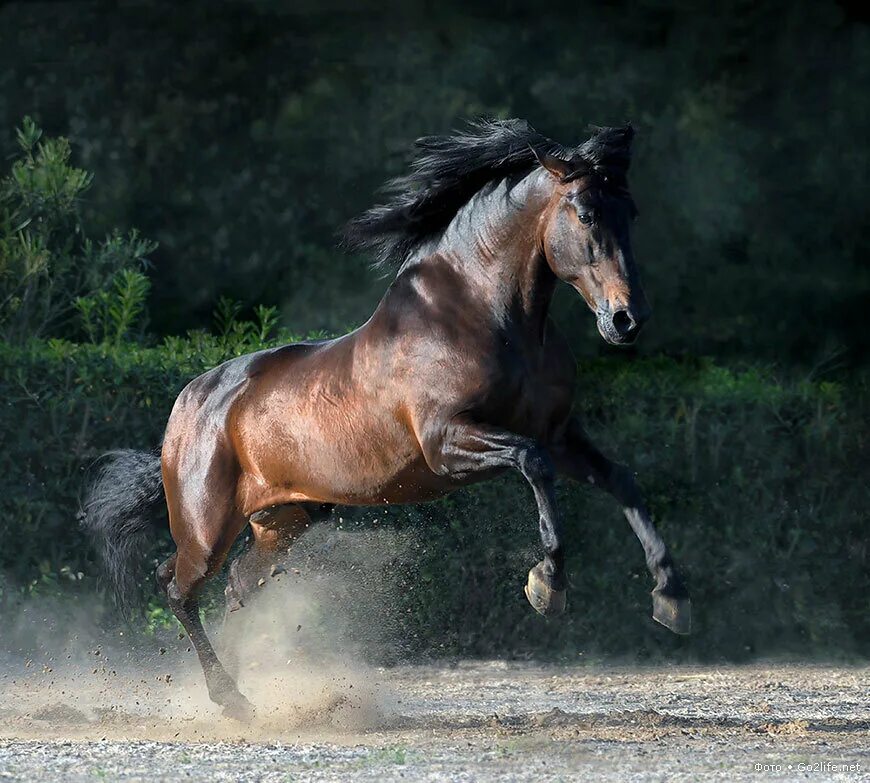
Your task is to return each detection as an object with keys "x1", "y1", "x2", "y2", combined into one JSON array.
[
  {"x1": 510, "y1": 377, "x2": 558, "y2": 436},
  {"x1": 481, "y1": 362, "x2": 566, "y2": 439}
]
